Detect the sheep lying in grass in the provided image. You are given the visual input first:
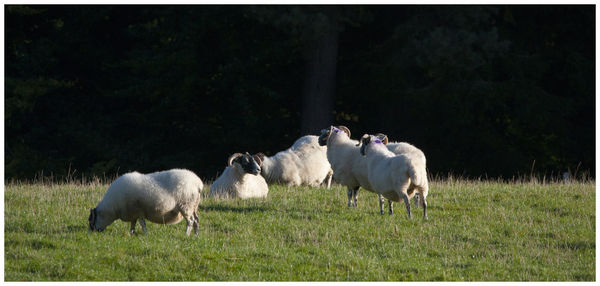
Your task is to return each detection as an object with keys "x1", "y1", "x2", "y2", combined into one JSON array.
[
  {"x1": 255, "y1": 135, "x2": 333, "y2": 188},
  {"x1": 209, "y1": 152, "x2": 269, "y2": 199},
  {"x1": 88, "y1": 169, "x2": 204, "y2": 235},
  {"x1": 357, "y1": 134, "x2": 429, "y2": 219}
]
